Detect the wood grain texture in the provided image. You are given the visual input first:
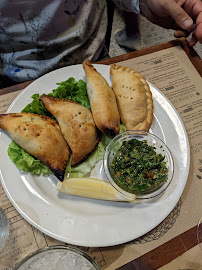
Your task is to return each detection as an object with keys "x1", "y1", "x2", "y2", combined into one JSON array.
[
  {"x1": 98, "y1": 38, "x2": 202, "y2": 77},
  {"x1": 0, "y1": 81, "x2": 33, "y2": 96},
  {"x1": 117, "y1": 226, "x2": 198, "y2": 270}
]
